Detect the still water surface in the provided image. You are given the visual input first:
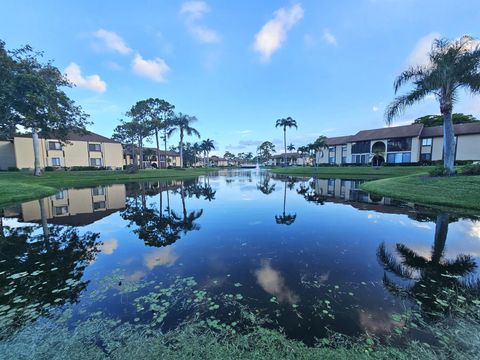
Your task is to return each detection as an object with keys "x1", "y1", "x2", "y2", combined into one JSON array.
[{"x1": 1, "y1": 169, "x2": 479, "y2": 344}]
